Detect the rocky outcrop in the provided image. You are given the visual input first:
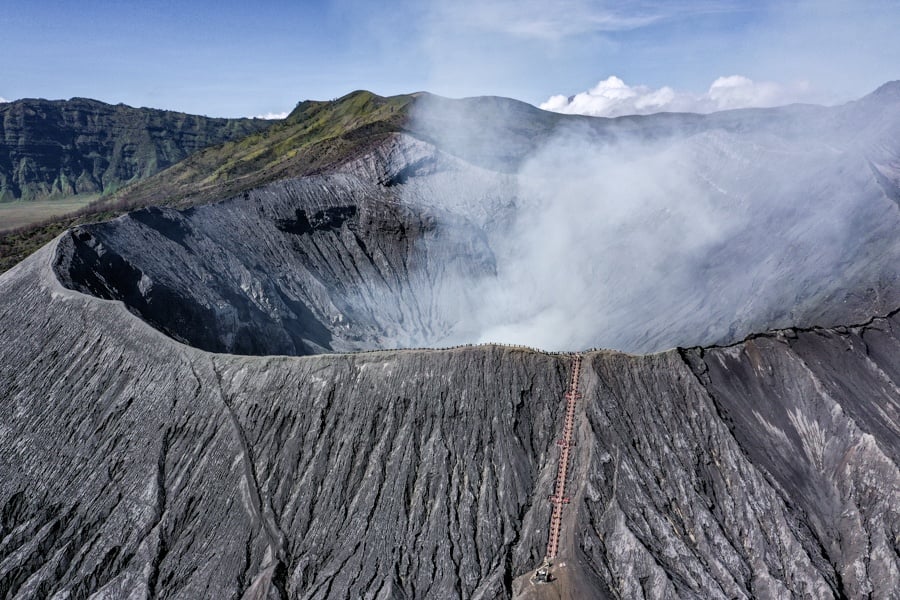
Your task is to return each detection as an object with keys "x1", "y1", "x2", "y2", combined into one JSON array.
[{"x1": 0, "y1": 98, "x2": 271, "y2": 201}]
